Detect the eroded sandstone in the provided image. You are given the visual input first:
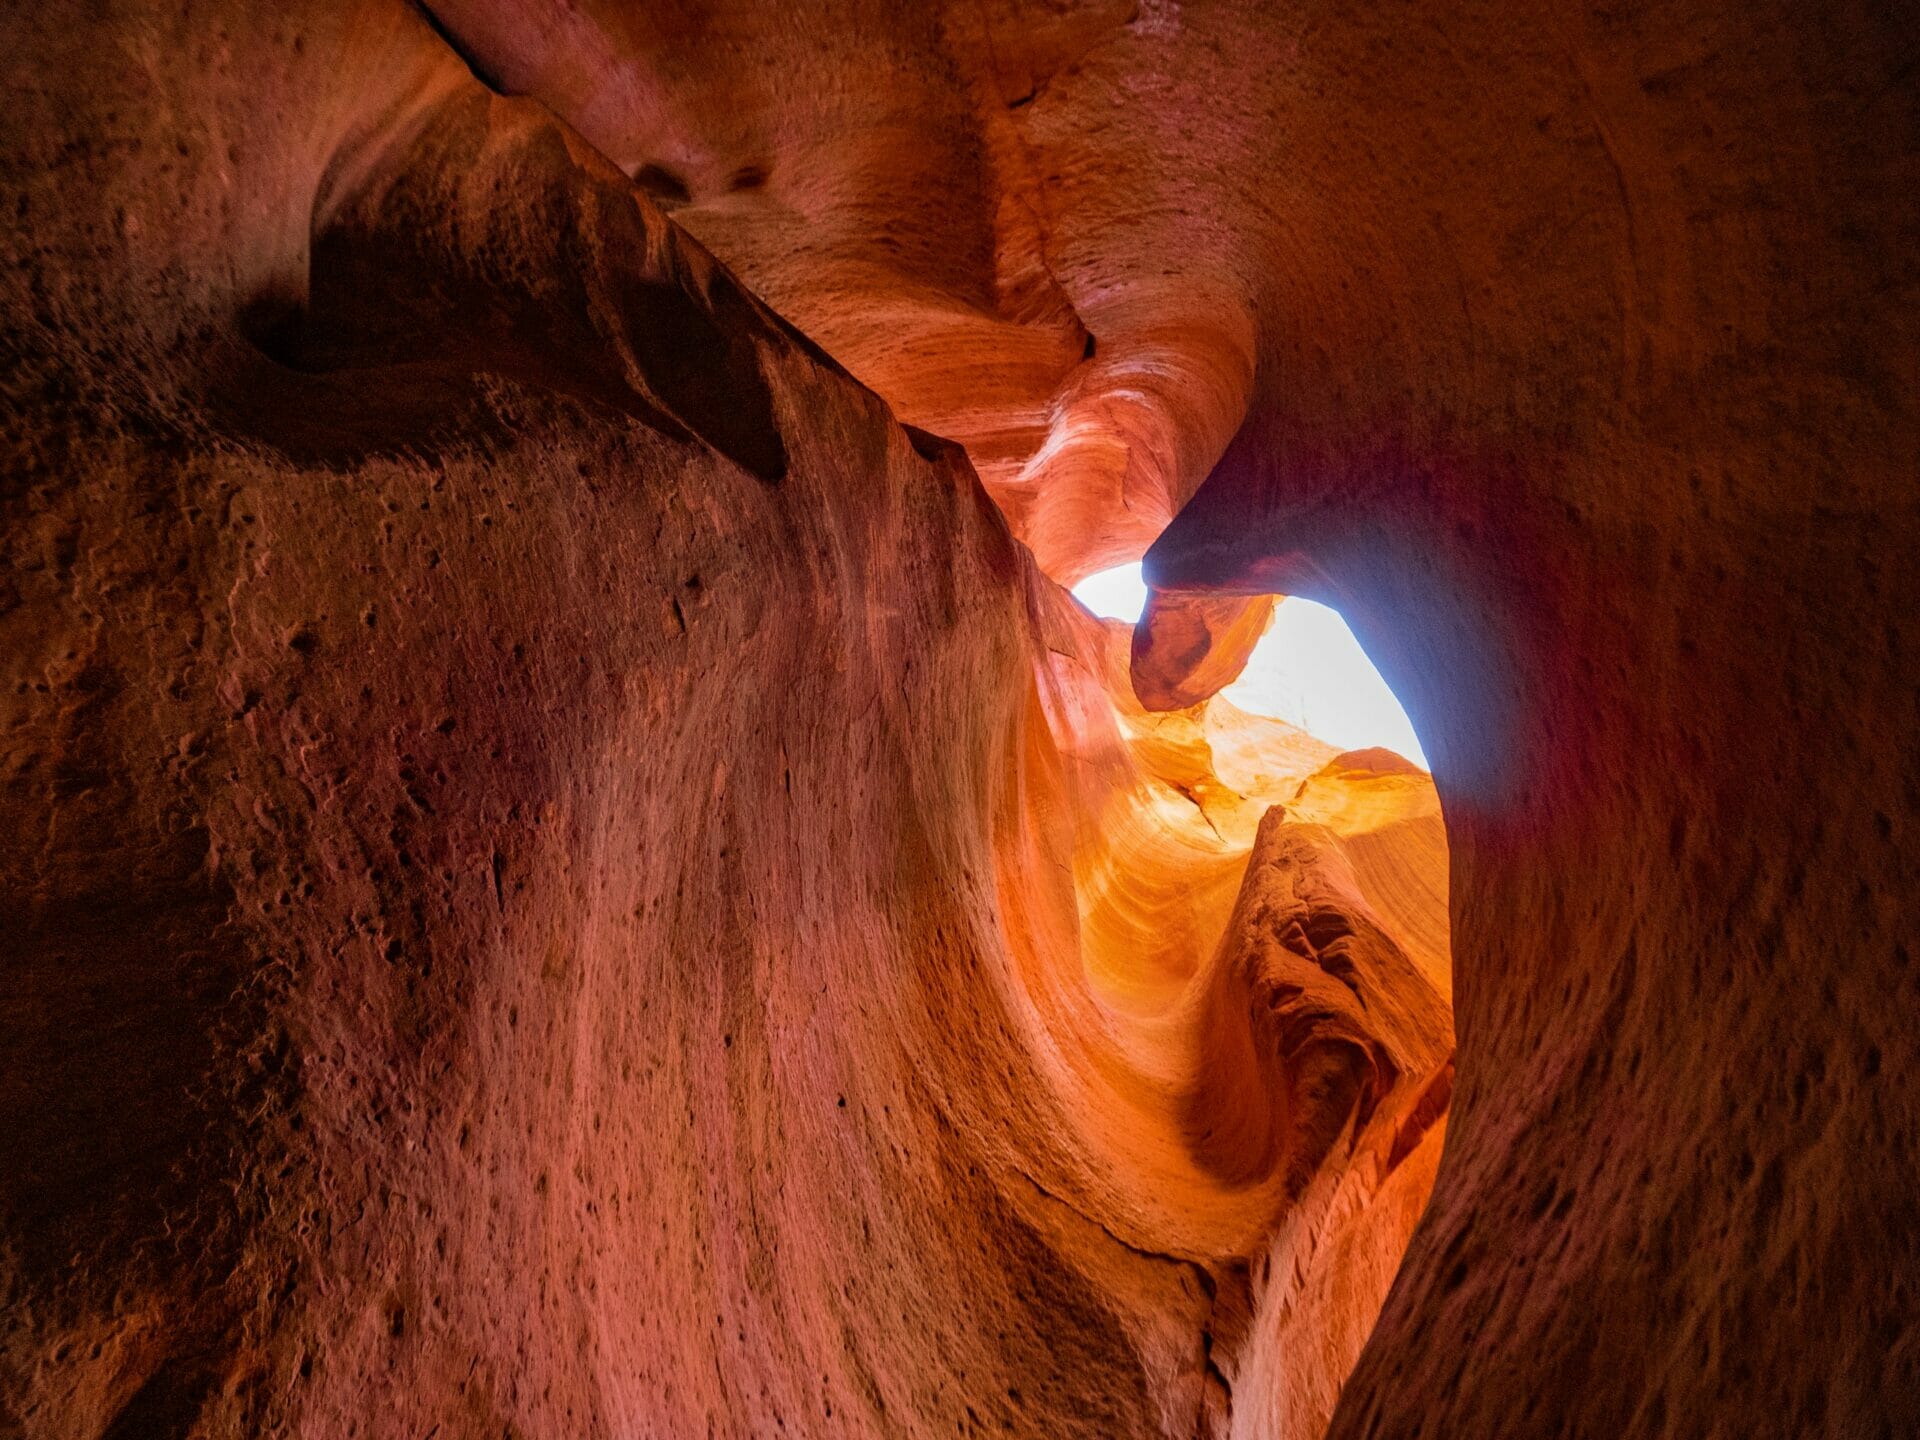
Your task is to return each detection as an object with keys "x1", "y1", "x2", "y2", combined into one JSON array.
[{"x1": 3, "y1": 1, "x2": 1914, "y2": 1438}]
